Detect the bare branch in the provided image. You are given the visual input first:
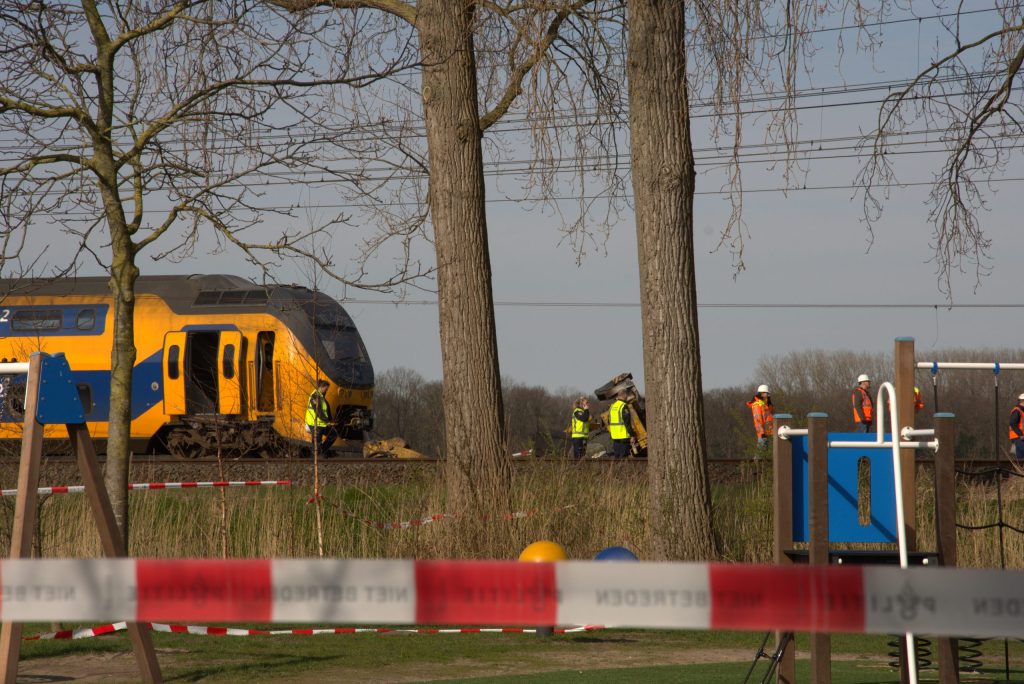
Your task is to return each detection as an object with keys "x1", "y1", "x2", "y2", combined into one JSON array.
[{"x1": 858, "y1": 8, "x2": 1024, "y2": 297}]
